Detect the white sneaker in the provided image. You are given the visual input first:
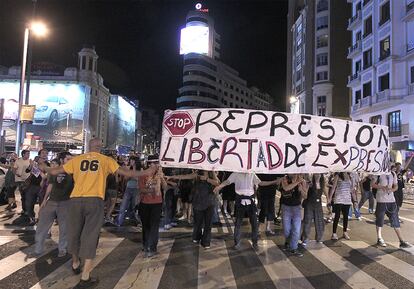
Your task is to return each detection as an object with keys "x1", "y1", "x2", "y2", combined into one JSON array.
[
  {"x1": 343, "y1": 232, "x2": 350, "y2": 240},
  {"x1": 331, "y1": 233, "x2": 339, "y2": 240},
  {"x1": 164, "y1": 224, "x2": 171, "y2": 230}
]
